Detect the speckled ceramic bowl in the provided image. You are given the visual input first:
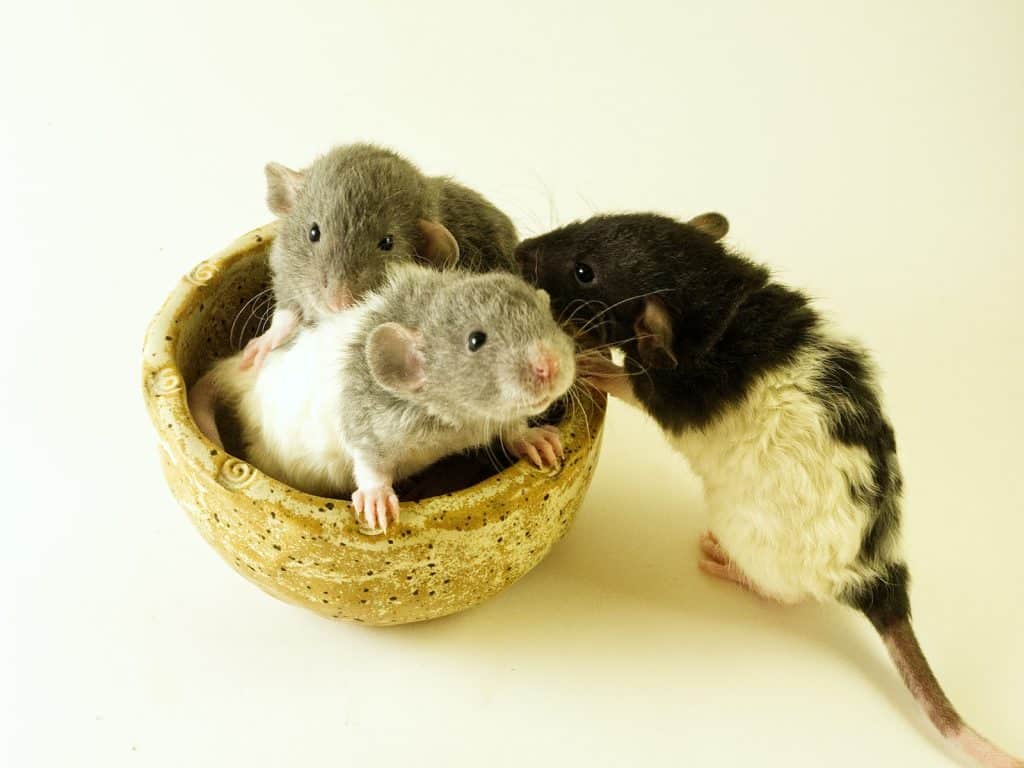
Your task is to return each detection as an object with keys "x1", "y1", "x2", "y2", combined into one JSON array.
[{"x1": 142, "y1": 223, "x2": 605, "y2": 626}]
